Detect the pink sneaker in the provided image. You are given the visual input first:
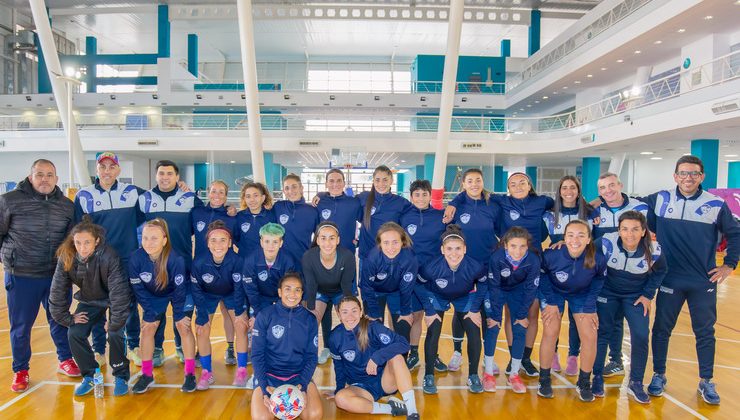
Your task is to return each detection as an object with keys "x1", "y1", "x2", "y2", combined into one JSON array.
[
  {"x1": 232, "y1": 367, "x2": 248, "y2": 387},
  {"x1": 58, "y1": 359, "x2": 81, "y2": 377},
  {"x1": 565, "y1": 355, "x2": 579, "y2": 376},
  {"x1": 196, "y1": 370, "x2": 214, "y2": 390},
  {"x1": 508, "y1": 374, "x2": 527, "y2": 394},
  {"x1": 552, "y1": 354, "x2": 562, "y2": 373},
  {"x1": 483, "y1": 373, "x2": 496, "y2": 392}
]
